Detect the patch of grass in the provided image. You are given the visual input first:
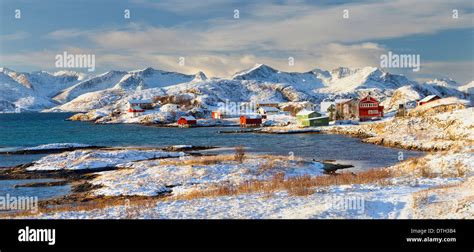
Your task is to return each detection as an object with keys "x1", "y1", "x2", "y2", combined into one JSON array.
[
  {"x1": 0, "y1": 195, "x2": 163, "y2": 218},
  {"x1": 454, "y1": 161, "x2": 467, "y2": 177},
  {"x1": 234, "y1": 146, "x2": 246, "y2": 163},
  {"x1": 258, "y1": 159, "x2": 276, "y2": 174},
  {"x1": 176, "y1": 169, "x2": 393, "y2": 200},
  {"x1": 412, "y1": 190, "x2": 429, "y2": 209},
  {"x1": 159, "y1": 155, "x2": 235, "y2": 166}
]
